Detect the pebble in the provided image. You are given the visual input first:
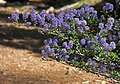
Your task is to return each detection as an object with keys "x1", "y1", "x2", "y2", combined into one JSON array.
[
  {"x1": 66, "y1": 67, "x2": 78, "y2": 75},
  {"x1": 82, "y1": 81, "x2": 90, "y2": 84},
  {"x1": 3, "y1": 72, "x2": 7, "y2": 76},
  {"x1": 102, "y1": 81, "x2": 106, "y2": 84},
  {"x1": 0, "y1": 0, "x2": 6, "y2": 4}
]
